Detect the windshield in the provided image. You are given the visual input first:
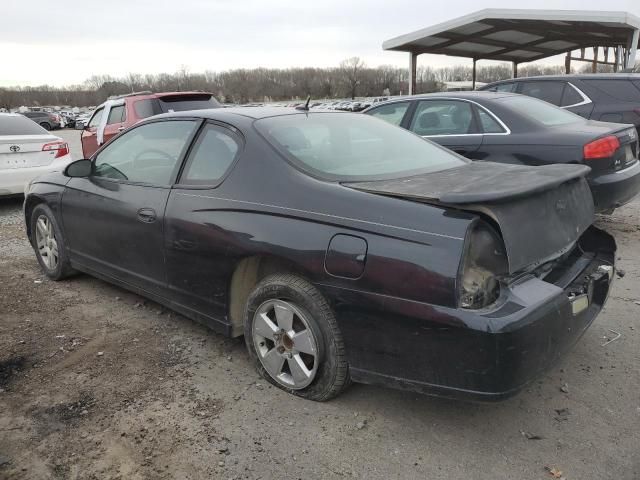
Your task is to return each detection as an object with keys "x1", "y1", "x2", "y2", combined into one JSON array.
[
  {"x1": 500, "y1": 95, "x2": 584, "y2": 127},
  {"x1": 255, "y1": 113, "x2": 466, "y2": 181},
  {"x1": 0, "y1": 115, "x2": 48, "y2": 135}
]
